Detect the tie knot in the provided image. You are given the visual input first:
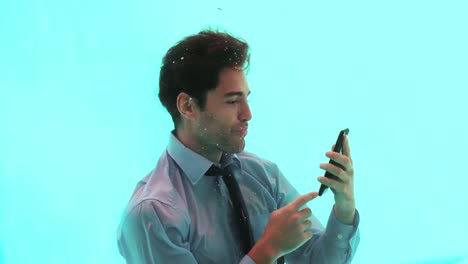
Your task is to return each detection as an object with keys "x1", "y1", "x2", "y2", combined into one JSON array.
[{"x1": 205, "y1": 165, "x2": 231, "y2": 177}]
